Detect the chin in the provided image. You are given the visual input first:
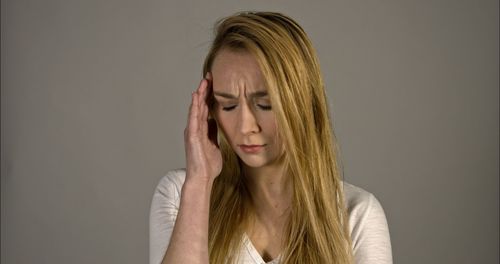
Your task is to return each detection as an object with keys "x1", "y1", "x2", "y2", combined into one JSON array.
[
  {"x1": 237, "y1": 152, "x2": 281, "y2": 169},
  {"x1": 233, "y1": 152, "x2": 265, "y2": 167},
  {"x1": 238, "y1": 157, "x2": 269, "y2": 168}
]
